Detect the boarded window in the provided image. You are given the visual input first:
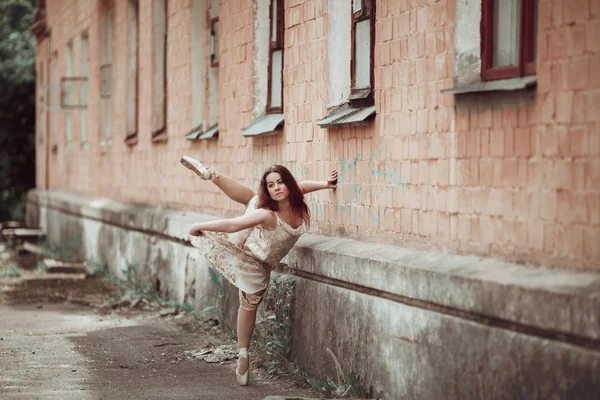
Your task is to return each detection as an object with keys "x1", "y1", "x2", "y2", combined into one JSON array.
[
  {"x1": 51, "y1": 52, "x2": 58, "y2": 147},
  {"x1": 100, "y1": 5, "x2": 113, "y2": 145},
  {"x1": 64, "y1": 42, "x2": 73, "y2": 147},
  {"x1": 126, "y1": 0, "x2": 139, "y2": 141},
  {"x1": 80, "y1": 32, "x2": 89, "y2": 146},
  {"x1": 152, "y1": 0, "x2": 167, "y2": 137},
  {"x1": 38, "y1": 61, "x2": 46, "y2": 144}
]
